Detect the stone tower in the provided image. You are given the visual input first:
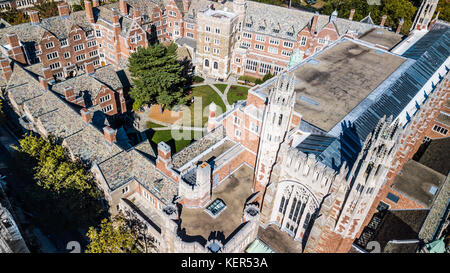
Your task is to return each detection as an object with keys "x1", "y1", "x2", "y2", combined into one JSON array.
[
  {"x1": 411, "y1": 0, "x2": 439, "y2": 31},
  {"x1": 304, "y1": 116, "x2": 402, "y2": 252},
  {"x1": 253, "y1": 72, "x2": 297, "y2": 201}
]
